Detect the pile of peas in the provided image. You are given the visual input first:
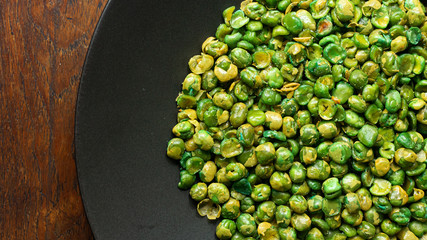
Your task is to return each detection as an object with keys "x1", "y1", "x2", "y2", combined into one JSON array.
[{"x1": 167, "y1": 0, "x2": 427, "y2": 239}]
